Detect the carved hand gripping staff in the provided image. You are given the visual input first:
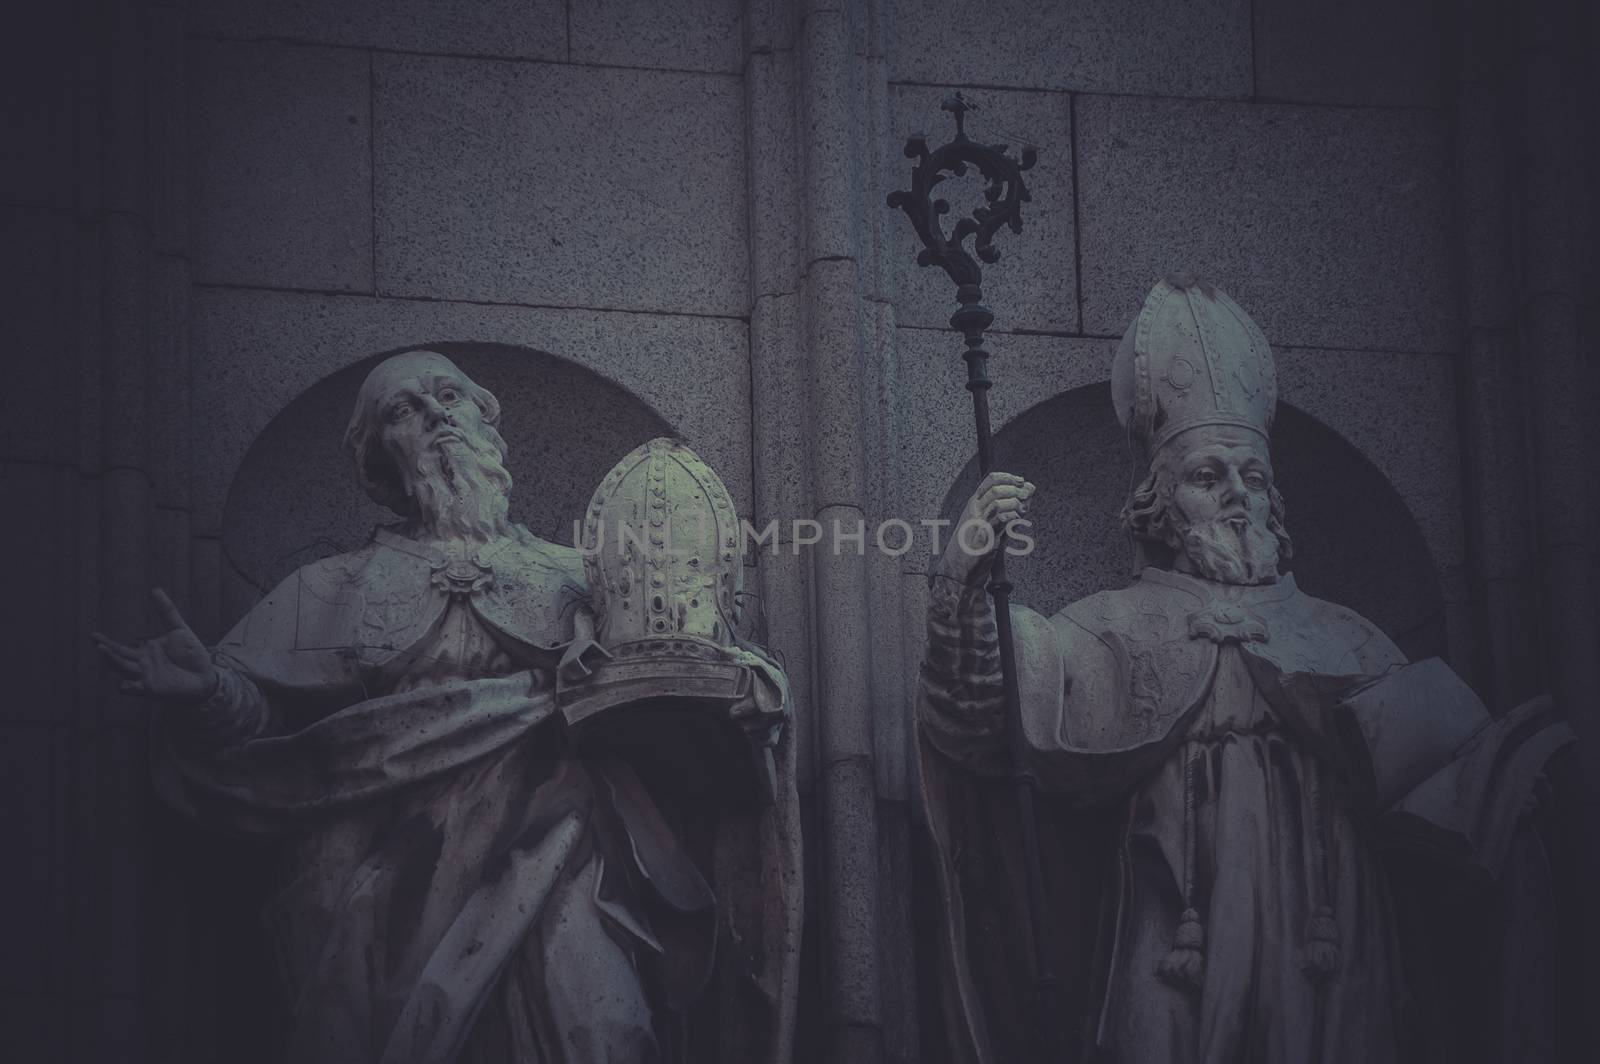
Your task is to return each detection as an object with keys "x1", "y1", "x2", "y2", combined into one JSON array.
[{"x1": 887, "y1": 93, "x2": 1058, "y2": 1053}]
